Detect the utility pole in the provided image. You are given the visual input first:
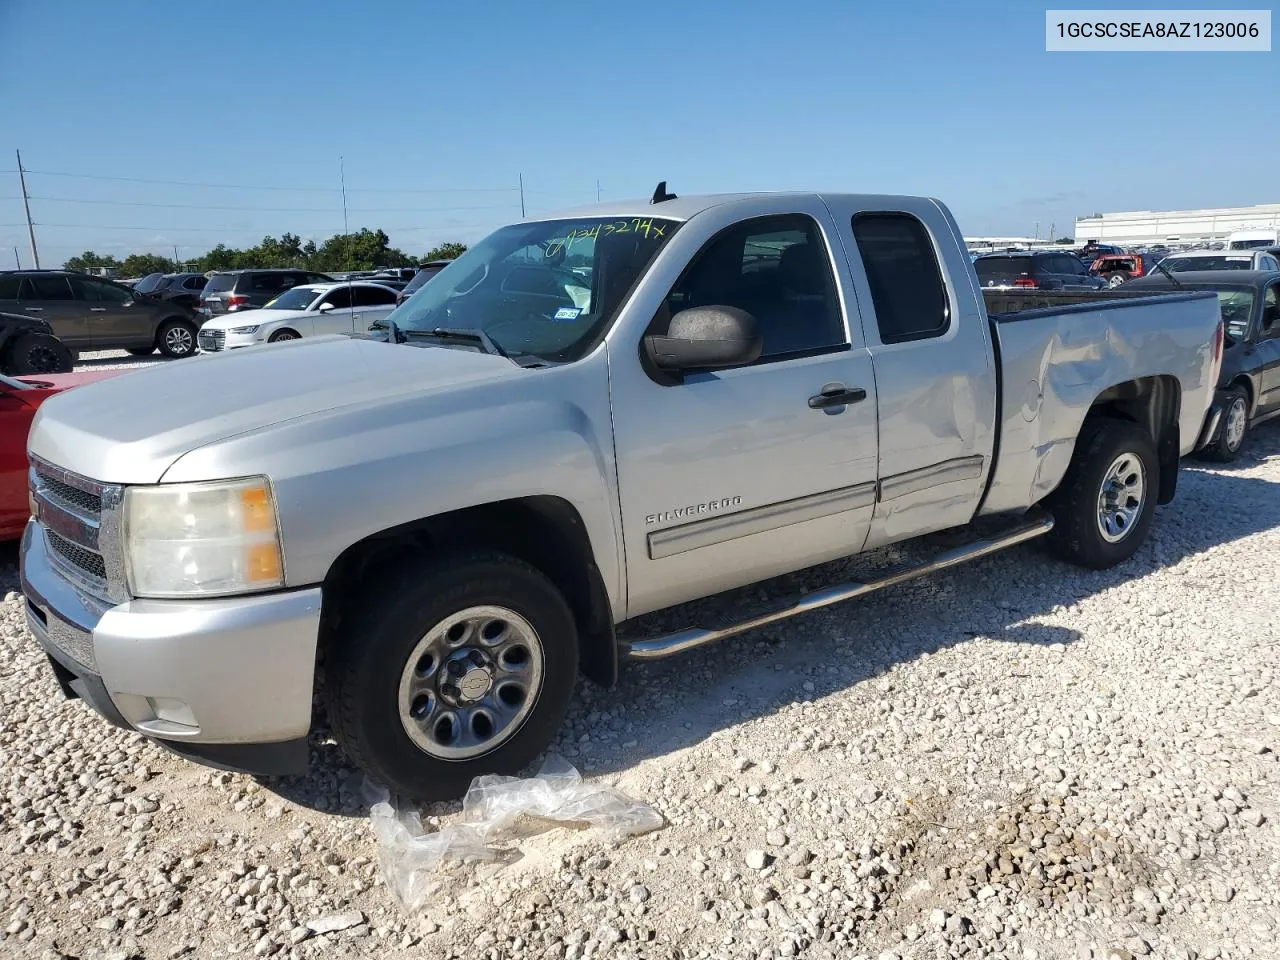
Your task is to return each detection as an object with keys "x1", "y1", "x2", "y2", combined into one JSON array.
[
  {"x1": 16, "y1": 150, "x2": 39, "y2": 268},
  {"x1": 173, "y1": 244, "x2": 180, "y2": 267},
  {"x1": 518, "y1": 173, "x2": 526, "y2": 218}
]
